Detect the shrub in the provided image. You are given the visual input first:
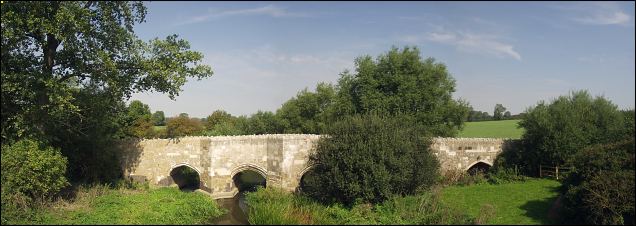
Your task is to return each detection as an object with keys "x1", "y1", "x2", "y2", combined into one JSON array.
[
  {"x1": 166, "y1": 115, "x2": 204, "y2": 137},
  {"x1": 1, "y1": 139, "x2": 69, "y2": 201},
  {"x1": 561, "y1": 138, "x2": 635, "y2": 225},
  {"x1": 518, "y1": 90, "x2": 633, "y2": 176},
  {"x1": 305, "y1": 113, "x2": 439, "y2": 206},
  {"x1": 487, "y1": 167, "x2": 527, "y2": 185}
]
